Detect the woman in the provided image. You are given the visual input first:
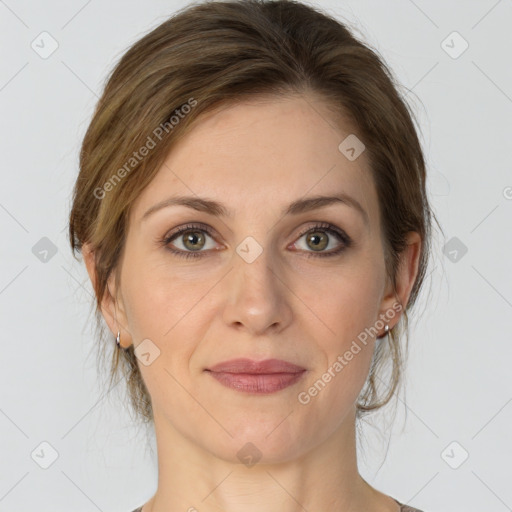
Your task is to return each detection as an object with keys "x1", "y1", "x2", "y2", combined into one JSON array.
[{"x1": 68, "y1": 1, "x2": 438, "y2": 510}]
